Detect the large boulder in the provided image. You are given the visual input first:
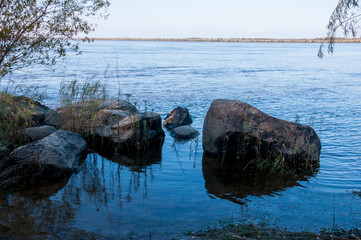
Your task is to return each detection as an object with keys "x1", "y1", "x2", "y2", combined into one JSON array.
[
  {"x1": 0, "y1": 130, "x2": 87, "y2": 189},
  {"x1": 163, "y1": 107, "x2": 193, "y2": 129},
  {"x1": 202, "y1": 99, "x2": 321, "y2": 166}
]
